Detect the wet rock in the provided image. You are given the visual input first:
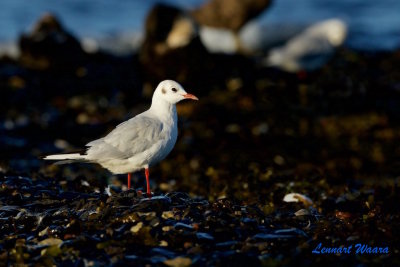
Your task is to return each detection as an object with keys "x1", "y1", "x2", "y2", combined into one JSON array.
[
  {"x1": 196, "y1": 232, "x2": 214, "y2": 242},
  {"x1": 294, "y1": 208, "x2": 310, "y2": 216},
  {"x1": 132, "y1": 195, "x2": 172, "y2": 213},
  {"x1": 151, "y1": 247, "x2": 176, "y2": 259},
  {"x1": 252, "y1": 228, "x2": 307, "y2": 241},
  {"x1": 215, "y1": 240, "x2": 240, "y2": 249},
  {"x1": 164, "y1": 256, "x2": 192, "y2": 267},
  {"x1": 273, "y1": 228, "x2": 308, "y2": 238},
  {"x1": 174, "y1": 222, "x2": 194, "y2": 231}
]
